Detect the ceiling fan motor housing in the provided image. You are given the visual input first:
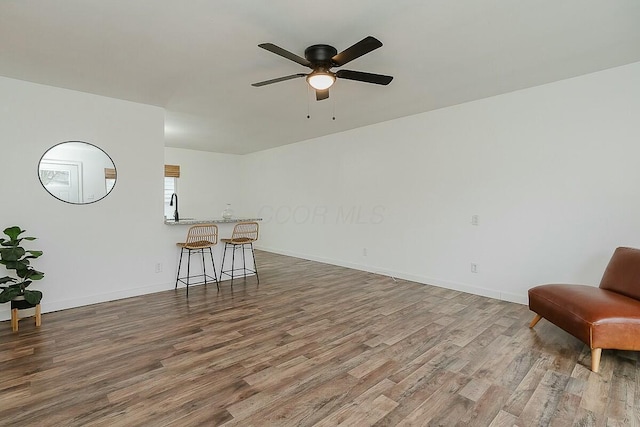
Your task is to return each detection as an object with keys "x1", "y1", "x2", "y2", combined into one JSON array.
[{"x1": 304, "y1": 44, "x2": 338, "y2": 67}]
